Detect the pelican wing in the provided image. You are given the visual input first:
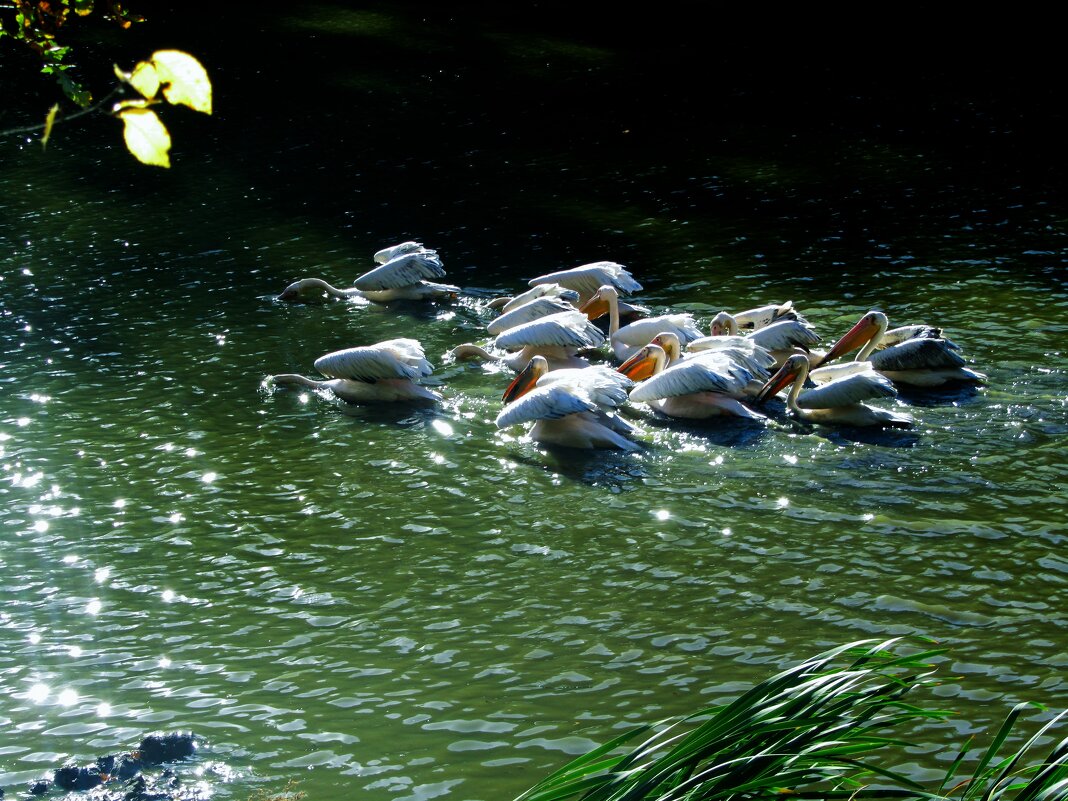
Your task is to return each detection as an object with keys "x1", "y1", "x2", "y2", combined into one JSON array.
[
  {"x1": 494, "y1": 310, "x2": 606, "y2": 351},
  {"x1": 314, "y1": 338, "x2": 431, "y2": 381},
  {"x1": 630, "y1": 356, "x2": 749, "y2": 402},
  {"x1": 354, "y1": 251, "x2": 446, "y2": 290},
  {"x1": 612, "y1": 314, "x2": 704, "y2": 348},
  {"x1": 487, "y1": 297, "x2": 577, "y2": 335},
  {"x1": 528, "y1": 261, "x2": 642, "y2": 298},
  {"x1": 808, "y1": 361, "x2": 875, "y2": 385},
  {"x1": 868, "y1": 338, "x2": 966, "y2": 371},
  {"x1": 687, "y1": 347, "x2": 772, "y2": 381},
  {"x1": 797, "y1": 368, "x2": 896, "y2": 409},
  {"x1": 500, "y1": 283, "x2": 580, "y2": 313},
  {"x1": 373, "y1": 241, "x2": 430, "y2": 264},
  {"x1": 538, "y1": 366, "x2": 634, "y2": 409},
  {"x1": 495, "y1": 385, "x2": 597, "y2": 428},
  {"x1": 748, "y1": 319, "x2": 821, "y2": 351},
  {"x1": 687, "y1": 336, "x2": 776, "y2": 368}
]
